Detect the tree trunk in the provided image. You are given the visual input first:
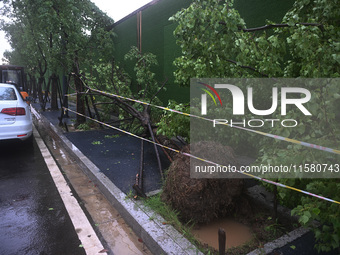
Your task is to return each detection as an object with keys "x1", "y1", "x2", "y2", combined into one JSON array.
[
  {"x1": 29, "y1": 74, "x2": 37, "y2": 101},
  {"x1": 51, "y1": 74, "x2": 58, "y2": 110},
  {"x1": 73, "y1": 63, "x2": 86, "y2": 125},
  {"x1": 37, "y1": 76, "x2": 44, "y2": 103}
]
